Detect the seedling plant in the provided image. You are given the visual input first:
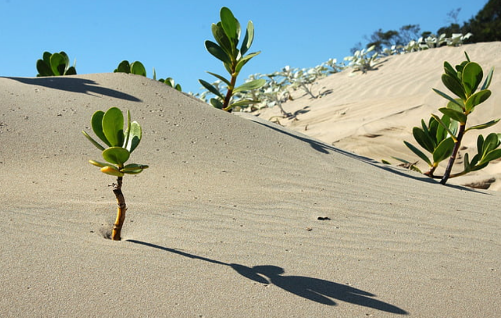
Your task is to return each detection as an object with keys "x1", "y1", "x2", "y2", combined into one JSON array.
[
  {"x1": 199, "y1": 7, "x2": 265, "y2": 111},
  {"x1": 37, "y1": 51, "x2": 77, "y2": 76},
  {"x1": 82, "y1": 107, "x2": 148, "y2": 240},
  {"x1": 397, "y1": 53, "x2": 500, "y2": 185}
]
